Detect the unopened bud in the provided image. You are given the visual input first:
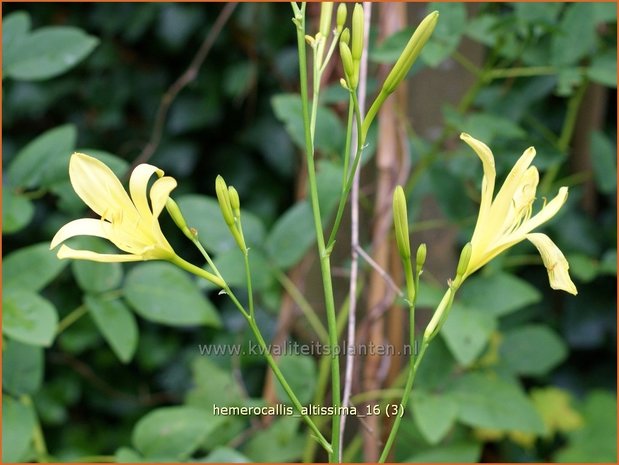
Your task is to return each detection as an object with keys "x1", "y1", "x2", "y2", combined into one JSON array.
[
  {"x1": 166, "y1": 198, "x2": 194, "y2": 240},
  {"x1": 305, "y1": 34, "x2": 316, "y2": 47},
  {"x1": 382, "y1": 10, "x2": 438, "y2": 95},
  {"x1": 228, "y1": 186, "x2": 241, "y2": 219},
  {"x1": 393, "y1": 186, "x2": 411, "y2": 260},
  {"x1": 456, "y1": 242, "x2": 472, "y2": 279},
  {"x1": 319, "y1": 2, "x2": 334, "y2": 38},
  {"x1": 340, "y1": 27, "x2": 350, "y2": 45},
  {"x1": 336, "y1": 4, "x2": 347, "y2": 33},
  {"x1": 351, "y1": 3, "x2": 364, "y2": 61},
  {"x1": 215, "y1": 175, "x2": 234, "y2": 226},
  {"x1": 339, "y1": 78, "x2": 349, "y2": 89},
  {"x1": 416, "y1": 243, "x2": 427, "y2": 271},
  {"x1": 340, "y1": 42, "x2": 354, "y2": 83}
]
